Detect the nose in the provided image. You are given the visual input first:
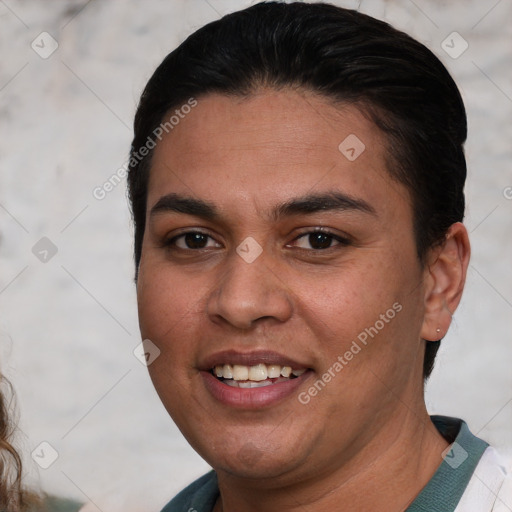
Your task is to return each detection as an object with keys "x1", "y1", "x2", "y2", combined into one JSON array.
[{"x1": 207, "y1": 247, "x2": 293, "y2": 330}]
